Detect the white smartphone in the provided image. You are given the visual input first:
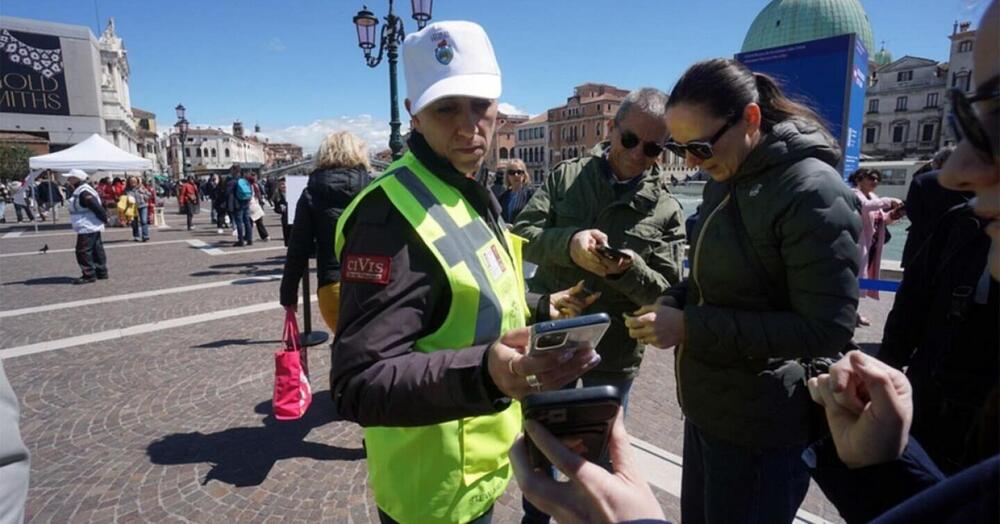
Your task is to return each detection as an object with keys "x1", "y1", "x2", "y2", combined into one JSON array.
[{"x1": 530, "y1": 313, "x2": 611, "y2": 353}]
